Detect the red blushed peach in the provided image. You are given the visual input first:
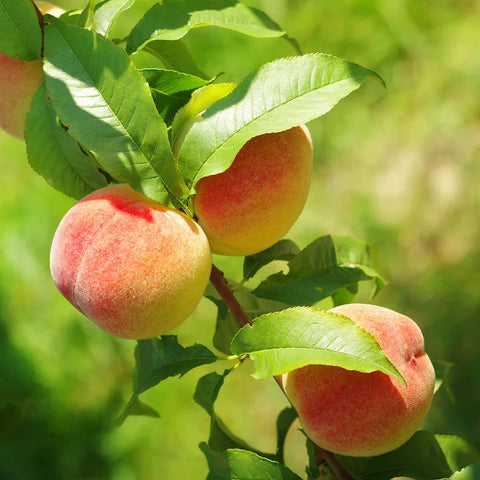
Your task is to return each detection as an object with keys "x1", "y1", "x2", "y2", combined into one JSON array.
[
  {"x1": 193, "y1": 125, "x2": 313, "y2": 256},
  {"x1": 50, "y1": 184, "x2": 212, "y2": 339},
  {"x1": 284, "y1": 304, "x2": 435, "y2": 457}
]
